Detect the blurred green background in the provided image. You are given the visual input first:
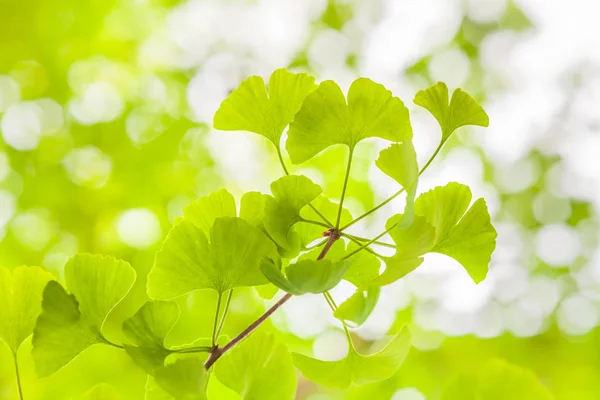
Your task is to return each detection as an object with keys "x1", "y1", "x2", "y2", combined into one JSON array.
[{"x1": 1, "y1": 0, "x2": 599, "y2": 399}]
